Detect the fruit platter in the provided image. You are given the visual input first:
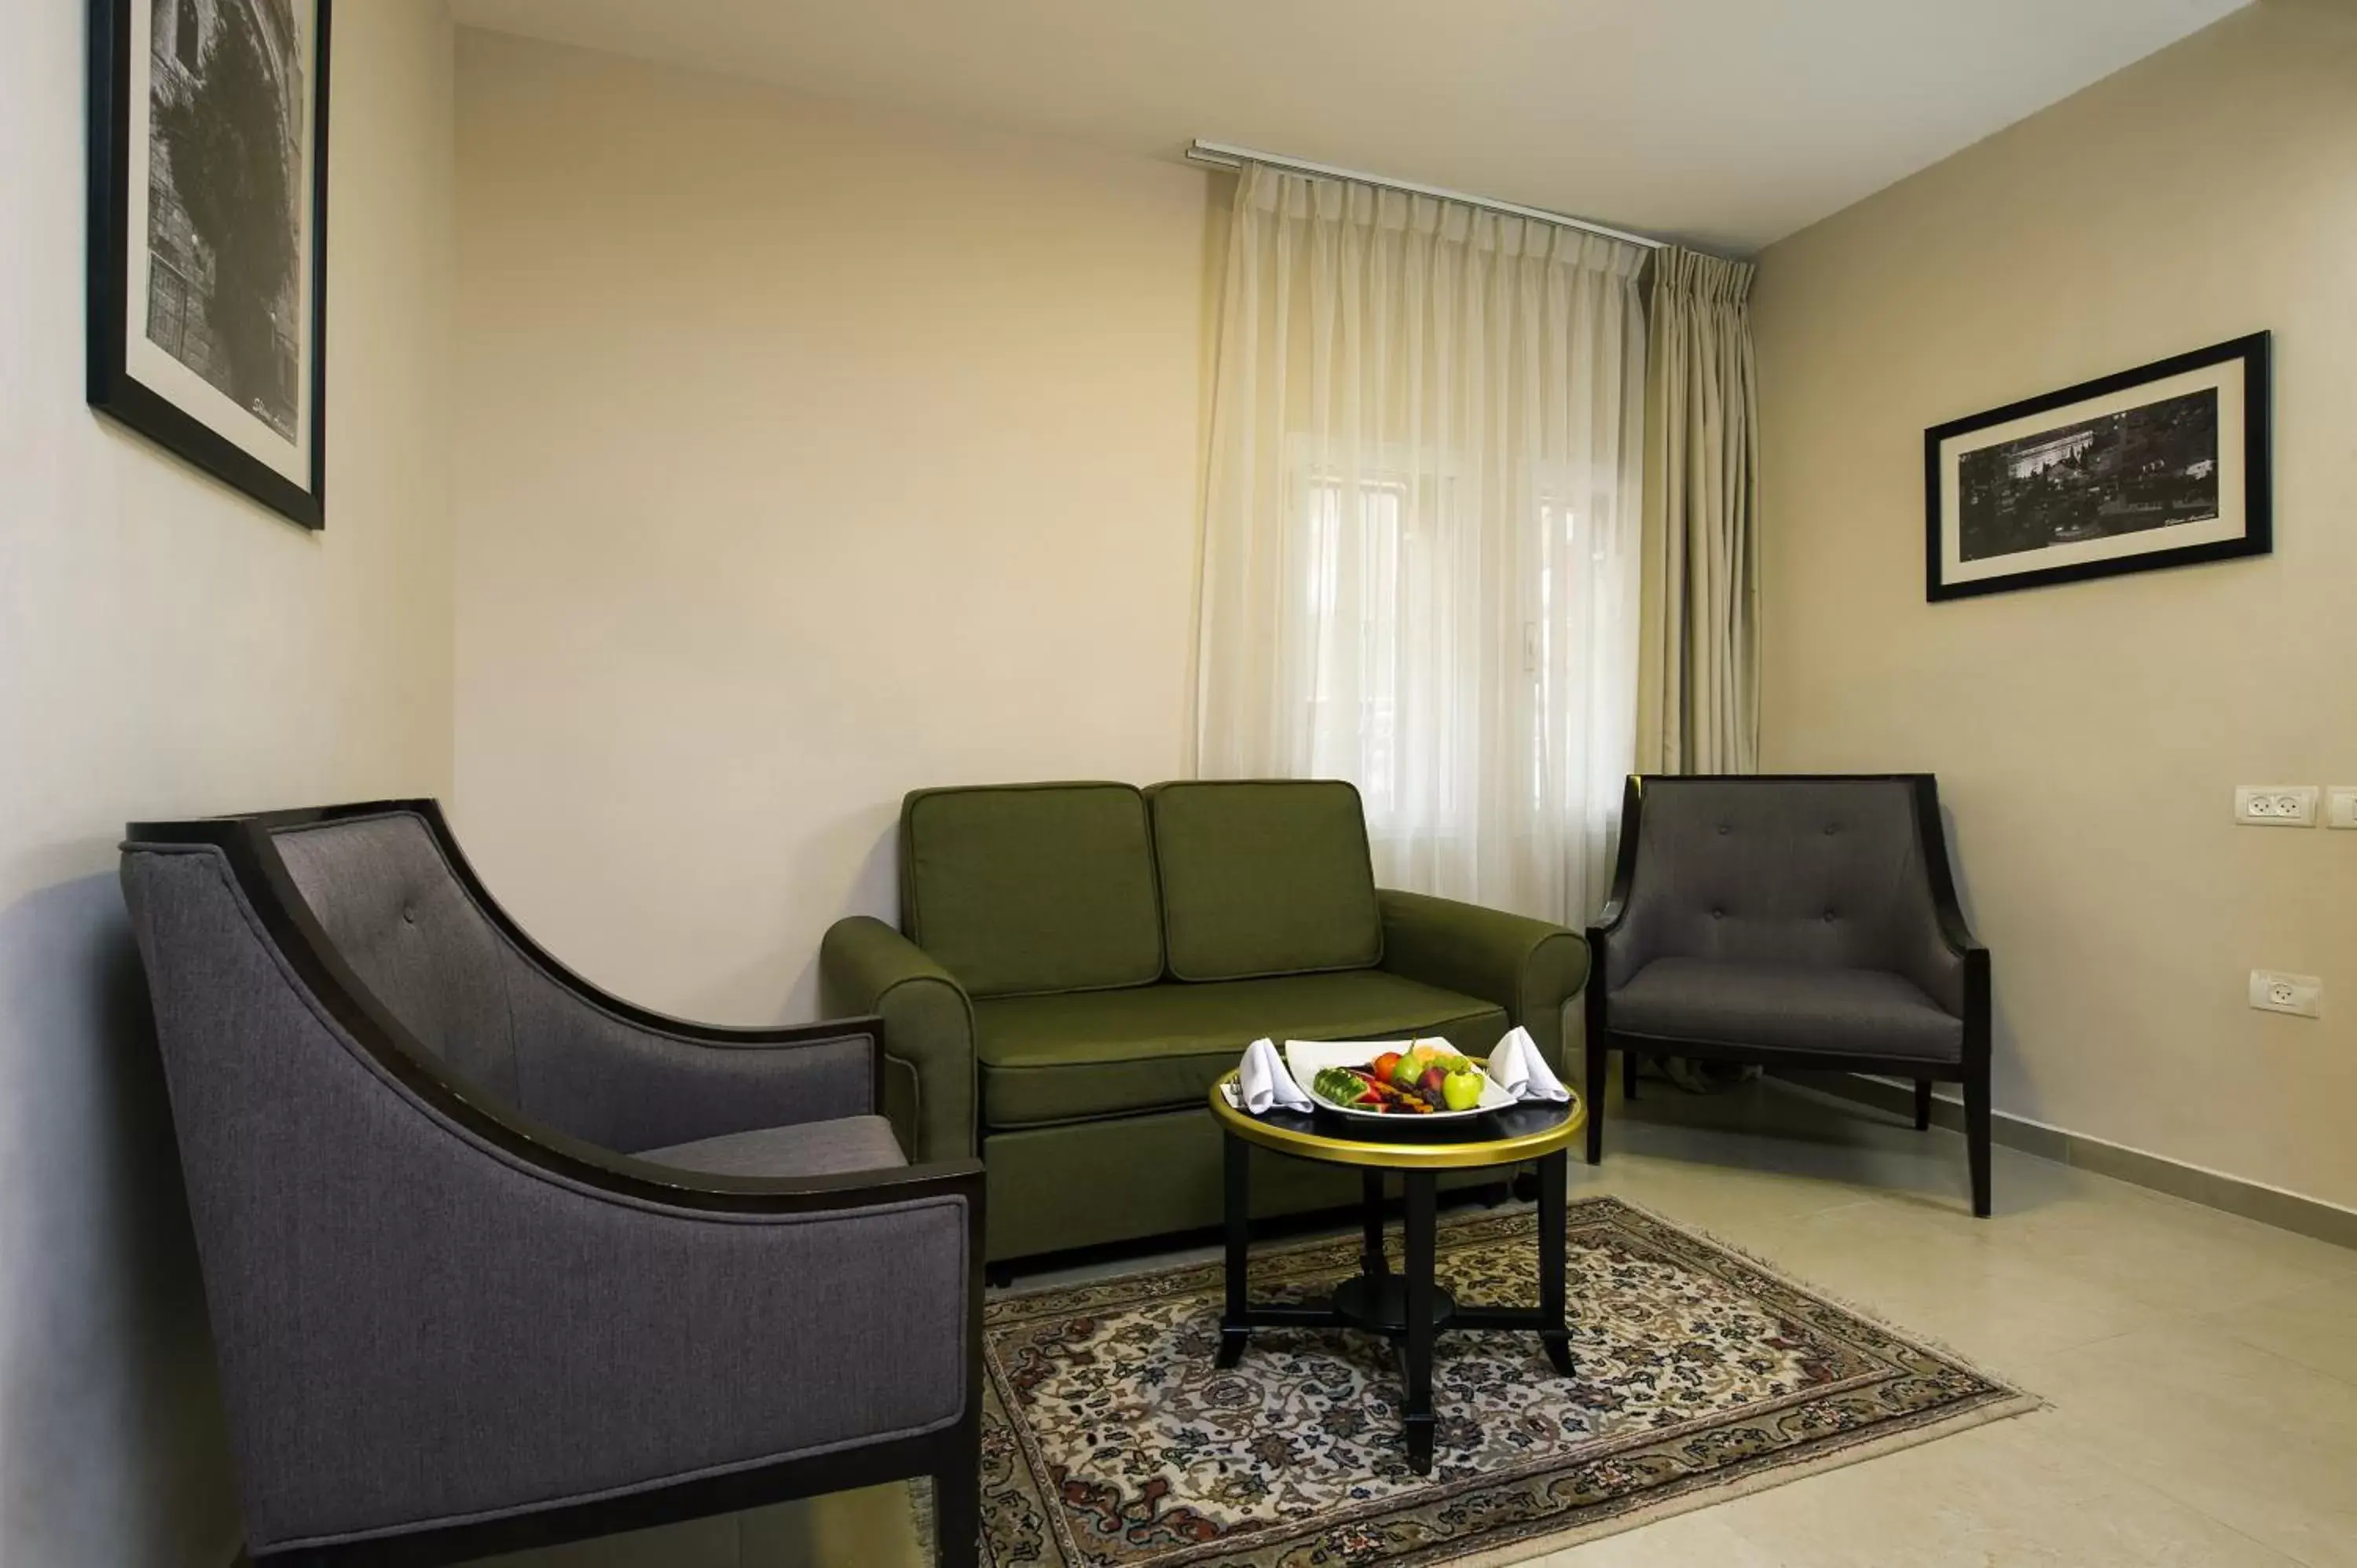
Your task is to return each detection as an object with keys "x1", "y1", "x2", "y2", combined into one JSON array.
[{"x1": 1285, "y1": 1039, "x2": 1516, "y2": 1122}]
